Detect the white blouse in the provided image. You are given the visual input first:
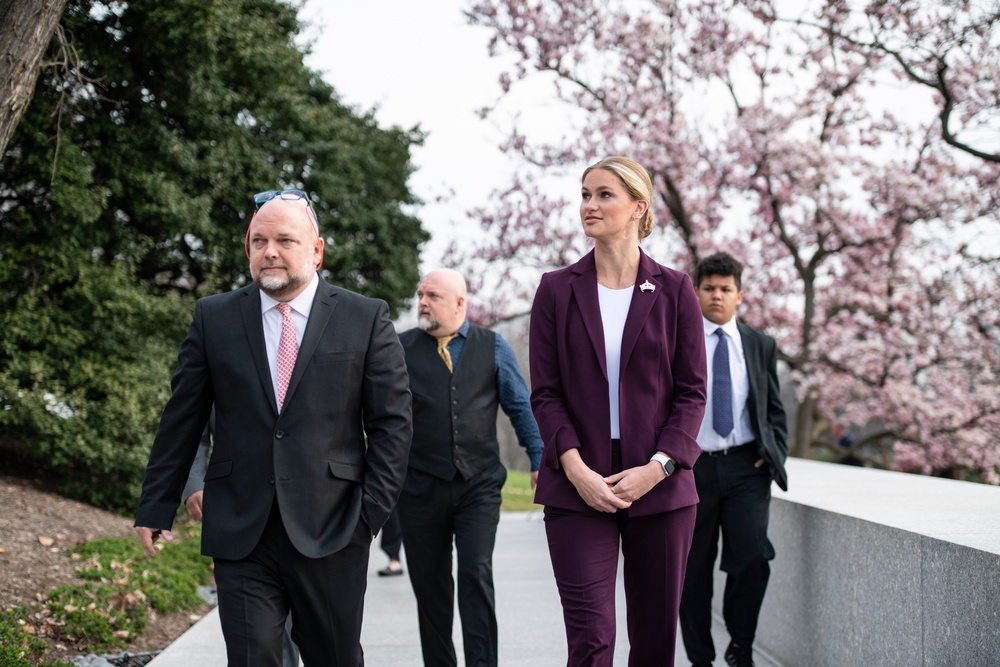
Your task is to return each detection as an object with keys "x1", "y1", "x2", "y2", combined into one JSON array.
[{"x1": 598, "y1": 283, "x2": 634, "y2": 439}]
